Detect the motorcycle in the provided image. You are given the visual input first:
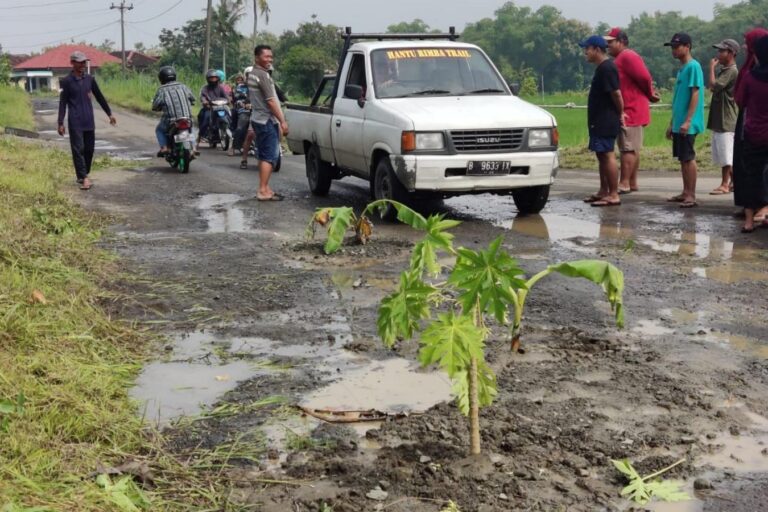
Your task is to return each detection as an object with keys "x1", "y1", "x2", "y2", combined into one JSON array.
[
  {"x1": 207, "y1": 99, "x2": 232, "y2": 151},
  {"x1": 165, "y1": 117, "x2": 194, "y2": 173}
]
